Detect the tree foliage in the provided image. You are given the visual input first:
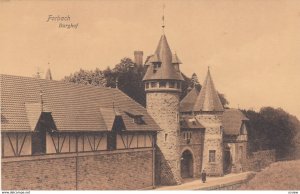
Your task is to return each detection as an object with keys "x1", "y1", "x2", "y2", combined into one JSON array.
[
  {"x1": 64, "y1": 61, "x2": 230, "y2": 108},
  {"x1": 242, "y1": 107, "x2": 300, "y2": 159},
  {"x1": 63, "y1": 58, "x2": 146, "y2": 106},
  {"x1": 63, "y1": 68, "x2": 107, "y2": 86}
]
